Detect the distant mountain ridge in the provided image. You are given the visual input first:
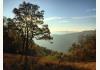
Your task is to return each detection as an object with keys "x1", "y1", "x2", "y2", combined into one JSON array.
[{"x1": 34, "y1": 30, "x2": 96, "y2": 53}]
